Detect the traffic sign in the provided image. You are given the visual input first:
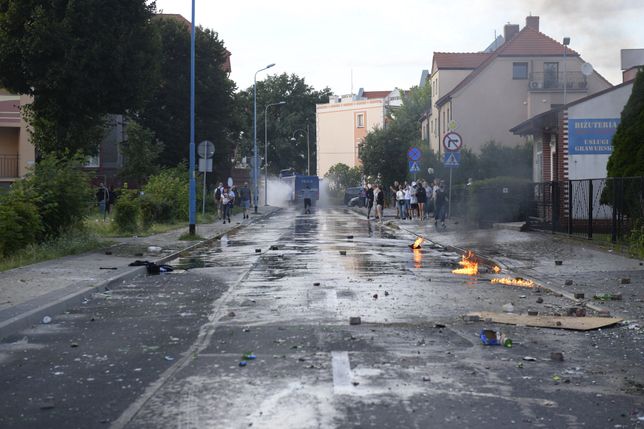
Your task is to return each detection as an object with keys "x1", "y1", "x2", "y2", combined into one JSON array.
[
  {"x1": 197, "y1": 140, "x2": 215, "y2": 158},
  {"x1": 407, "y1": 147, "x2": 421, "y2": 161},
  {"x1": 443, "y1": 151, "x2": 461, "y2": 168},
  {"x1": 447, "y1": 120, "x2": 457, "y2": 131},
  {"x1": 442, "y1": 132, "x2": 463, "y2": 152},
  {"x1": 408, "y1": 160, "x2": 420, "y2": 173}
]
